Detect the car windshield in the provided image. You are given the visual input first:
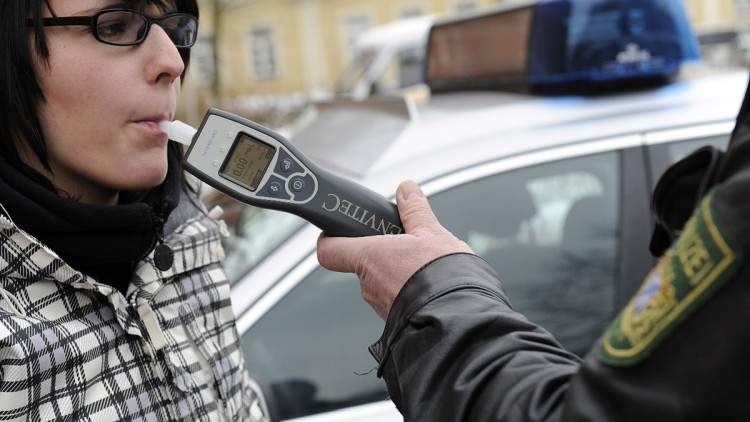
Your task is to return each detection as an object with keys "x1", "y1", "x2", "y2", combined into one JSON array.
[
  {"x1": 335, "y1": 49, "x2": 378, "y2": 94},
  {"x1": 335, "y1": 45, "x2": 425, "y2": 96},
  {"x1": 376, "y1": 45, "x2": 424, "y2": 93}
]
